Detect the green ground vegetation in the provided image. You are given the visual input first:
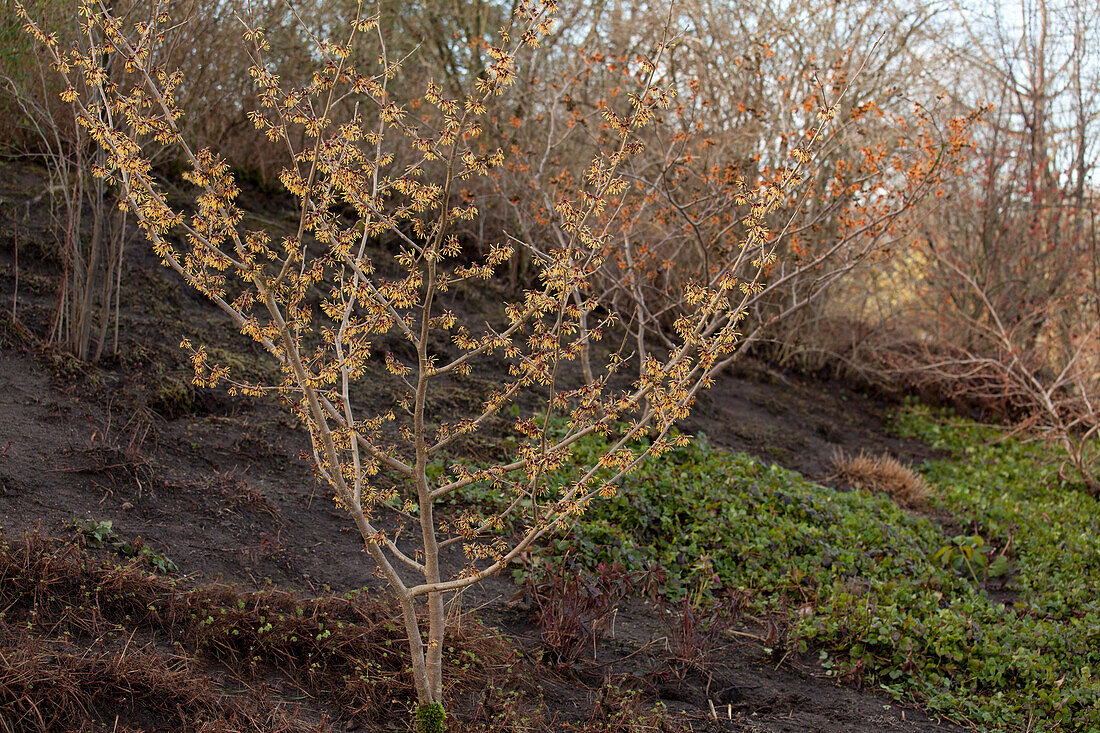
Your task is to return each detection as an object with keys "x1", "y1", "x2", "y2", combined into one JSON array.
[{"x1": 507, "y1": 406, "x2": 1100, "y2": 730}]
